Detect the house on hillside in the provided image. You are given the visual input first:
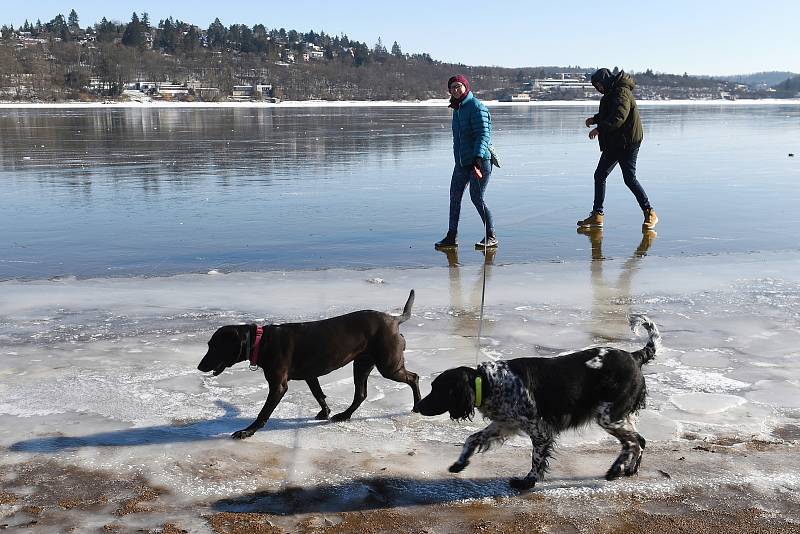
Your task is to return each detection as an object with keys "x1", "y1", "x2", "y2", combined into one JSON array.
[
  {"x1": 281, "y1": 48, "x2": 295, "y2": 63},
  {"x1": 131, "y1": 81, "x2": 157, "y2": 92},
  {"x1": 232, "y1": 85, "x2": 254, "y2": 99},
  {"x1": 156, "y1": 83, "x2": 189, "y2": 98},
  {"x1": 194, "y1": 87, "x2": 221, "y2": 100},
  {"x1": 231, "y1": 84, "x2": 275, "y2": 100}
]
